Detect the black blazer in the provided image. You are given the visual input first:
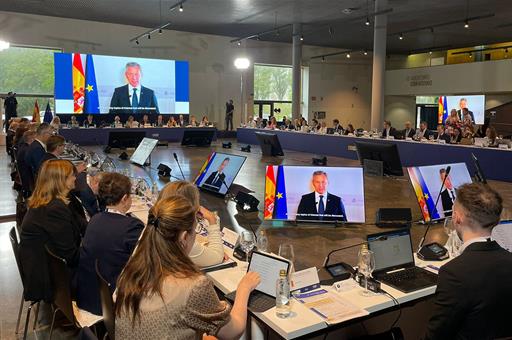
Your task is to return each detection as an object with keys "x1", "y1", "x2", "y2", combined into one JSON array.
[
  {"x1": 76, "y1": 212, "x2": 144, "y2": 315},
  {"x1": 25, "y1": 140, "x2": 46, "y2": 179},
  {"x1": 16, "y1": 142, "x2": 34, "y2": 193},
  {"x1": 425, "y1": 240, "x2": 512, "y2": 340},
  {"x1": 109, "y1": 84, "x2": 159, "y2": 115},
  {"x1": 19, "y1": 199, "x2": 82, "y2": 302},
  {"x1": 440, "y1": 189, "x2": 454, "y2": 217},
  {"x1": 204, "y1": 171, "x2": 225, "y2": 191},
  {"x1": 296, "y1": 192, "x2": 347, "y2": 222},
  {"x1": 382, "y1": 127, "x2": 397, "y2": 138},
  {"x1": 39, "y1": 152, "x2": 57, "y2": 168},
  {"x1": 434, "y1": 132, "x2": 451, "y2": 143},
  {"x1": 402, "y1": 128, "x2": 416, "y2": 139},
  {"x1": 333, "y1": 124, "x2": 344, "y2": 134}
]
